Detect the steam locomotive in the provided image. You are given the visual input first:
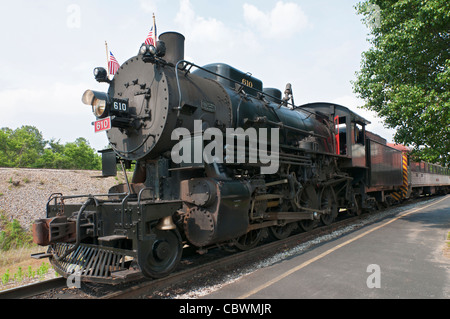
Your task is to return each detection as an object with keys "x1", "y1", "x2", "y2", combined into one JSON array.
[{"x1": 32, "y1": 32, "x2": 450, "y2": 283}]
